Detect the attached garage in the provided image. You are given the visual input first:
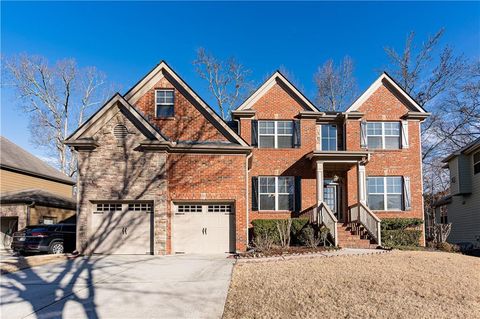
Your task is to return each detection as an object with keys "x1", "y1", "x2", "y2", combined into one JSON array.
[
  {"x1": 172, "y1": 203, "x2": 235, "y2": 254},
  {"x1": 91, "y1": 202, "x2": 153, "y2": 255}
]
